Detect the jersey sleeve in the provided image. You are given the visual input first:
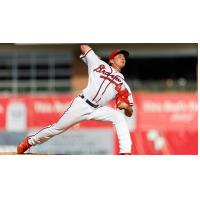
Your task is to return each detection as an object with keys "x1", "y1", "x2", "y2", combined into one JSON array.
[{"x1": 80, "y1": 49, "x2": 101, "y2": 69}]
